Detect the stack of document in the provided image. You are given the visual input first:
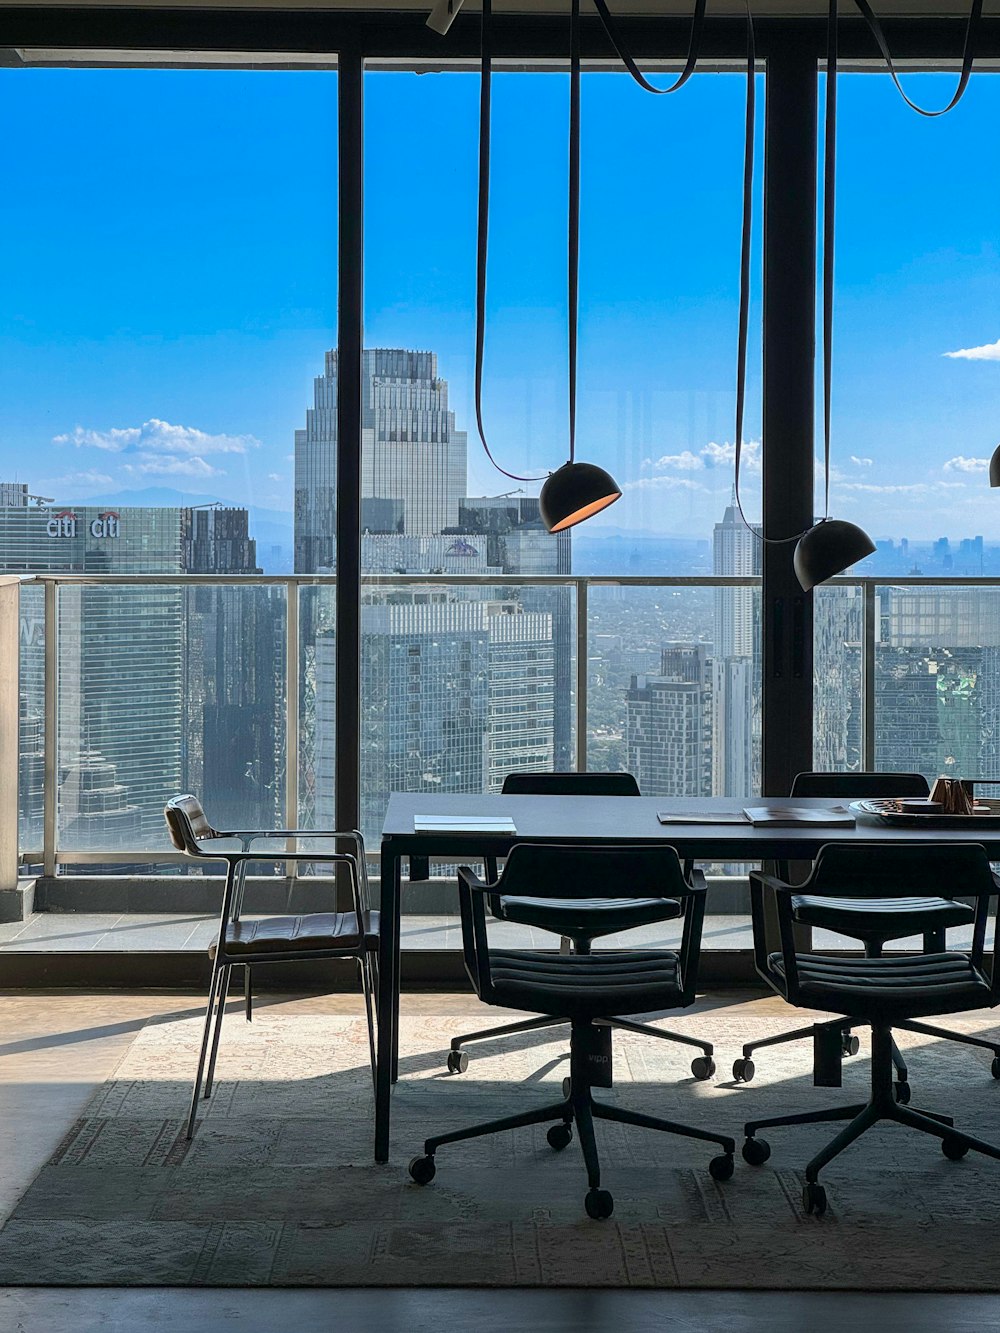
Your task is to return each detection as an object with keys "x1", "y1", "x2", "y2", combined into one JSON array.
[
  {"x1": 413, "y1": 814, "x2": 517, "y2": 834},
  {"x1": 741, "y1": 806, "x2": 855, "y2": 828}
]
